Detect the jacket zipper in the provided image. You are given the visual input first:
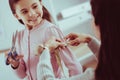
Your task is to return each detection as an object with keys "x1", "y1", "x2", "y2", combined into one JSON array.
[{"x1": 28, "y1": 31, "x2": 33, "y2": 80}]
